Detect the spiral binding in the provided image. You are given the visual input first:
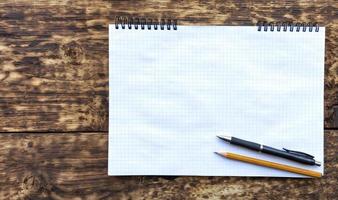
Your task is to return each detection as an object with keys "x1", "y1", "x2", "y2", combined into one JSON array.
[
  {"x1": 115, "y1": 16, "x2": 177, "y2": 30},
  {"x1": 257, "y1": 21, "x2": 319, "y2": 32}
]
